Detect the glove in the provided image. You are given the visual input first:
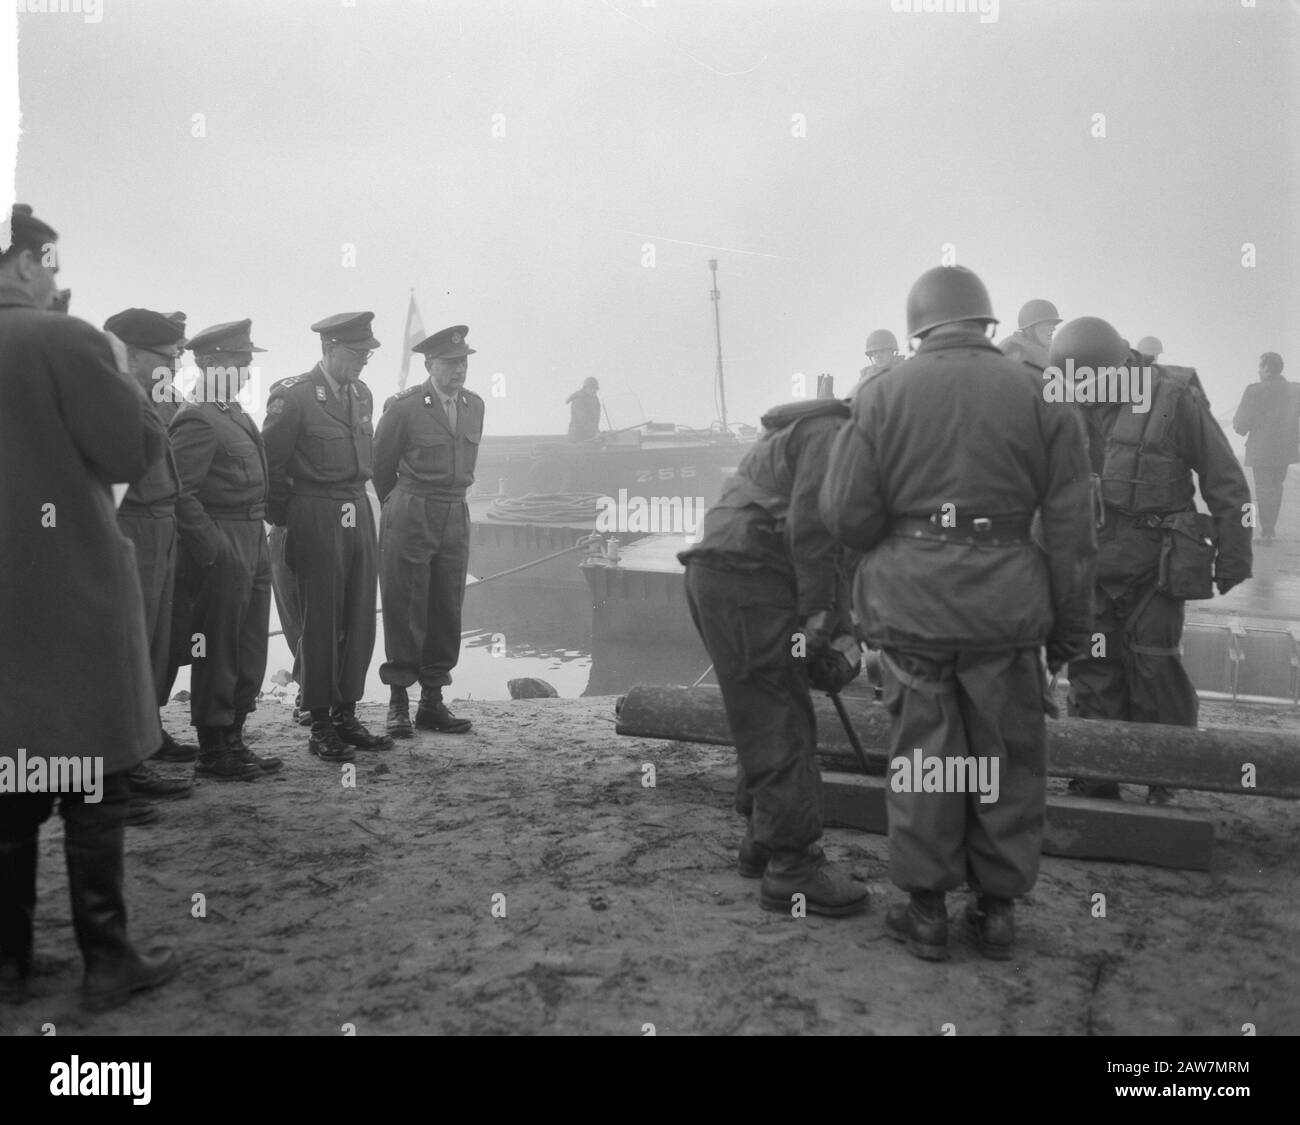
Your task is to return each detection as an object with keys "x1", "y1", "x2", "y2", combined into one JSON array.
[{"x1": 808, "y1": 633, "x2": 863, "y2": 694}]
